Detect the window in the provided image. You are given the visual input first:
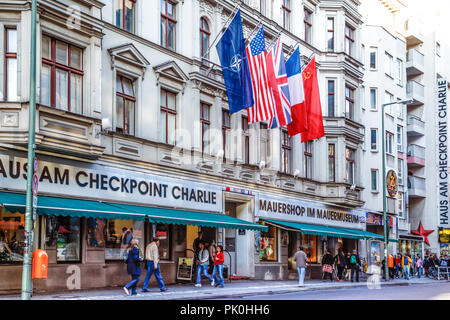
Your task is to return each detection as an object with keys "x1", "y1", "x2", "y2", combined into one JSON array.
[
  {"x1": 345, "y1": 86, "x2": 355, "y2": 120},
  {"x1": 281, "y1": 130, "x2": 292, "y2": 174},
  {"x1": 41, "y1": 35, "x2": 83, "y2": 113},
  {"x1": 260, "y1": 123, "x2": 270, "y2": 166},
  {"x1": 242, "y1": 116, "x2": 250, "y2": 164},
  {"x1": 398, "y1": 192, "x2": 404, "y2": 217},
  {"x1": 5, "y1": 28, "x2": 17, "y2": 101},
  {"x1": 396, "y1": 59, "x2": 403, "y2": 86},
  {"x1": 153, "y1": 223, "x2": 170, "y2": 260},
  {"x1": 328, "y1": 144, "x2": 335, "y2": 182},
  {"x1": 397, "y1": 125, "x2": 403, "y2": 152},
  {"x1": 0, "y1": 207, "x2": 24, "y2": 263},
  {"x1": 398, "y1": 159, "x2": 404, "y2": 185},
  {"x1": 397, "y1": 98, "x2": 404, "y2": 119},
  {"x1": 160, "y1": 89, "x2": 177, "y2": 145},
  {"x1": 327, "y1": 80, "x2": 335, "y2": 116},
  {"x1": 282, "y1": 0, "x2": 291, "y2": 31},
  {"x1": 386, "y1": 132, "x2": 394, "y2": 154},
  {"x1": 259, "y1": 224, "x2": 277, "y2": 261},
  {"x1": 301, "y1": 234, "x2": 317, "y2": 263},
  {"x1": 371, "y1": 169, "x2": 378, "y2": 192},
  {"x1": 345, "y1": 147, "x2": 355, "y2": 184},
  {"x1": 260, "y1": 0, "x2": 266, "y2": 15},
  {"x1": 304, "y1": 8, "x2": 312, "y2": 43},
  {"x1": 161, "y1": 0, "x2": 176, "y2": 50},
  {"x1": 116, "y1": 0, "x2": 136, "y2": 33},
  {"x1": 116, "y1": 75, "x2": 136, "y2": 135},
  {"x1": 200, "y1": 17, "x2": 210, "y2": 63},
  {"x1": 370, "y1": 129, "x2": 377, "y2": 151},
  {"x1": 327, "y1": 18, "x2": 334, "y2": 52},
  {"x1": 87, "y1": 218, "x2": 107, "y2": 248},
  {"x1": 222, "y1": 109, "x2": 231, "y2": 160},
  {"x1": 304, "y1": 141, "x2": 313, "y2": 179},
  {"x1": 384, "y1": 91, "x2": 394, "y2": 115},
  {"x1": 370, "y1": 47, "x2": 377, "y2": 69},
  {"x1": 200, "y1": 102, "x2": 210, "y2": 154},
  {"x1": 345, "y1": 25, "x2": 354, "y2": 56},
  {"x1": 385, "y1": 52, "x2": 393, "y2": 77},
  {"x1": 104, "y1": 219, "x2": 144, "y2": 260},
  {"x1": 45, "y1": 216, "x2": 80, "y2": 262},
  {"x1": 370, "y1": 88, "x2": 377, "y2": 110}
]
